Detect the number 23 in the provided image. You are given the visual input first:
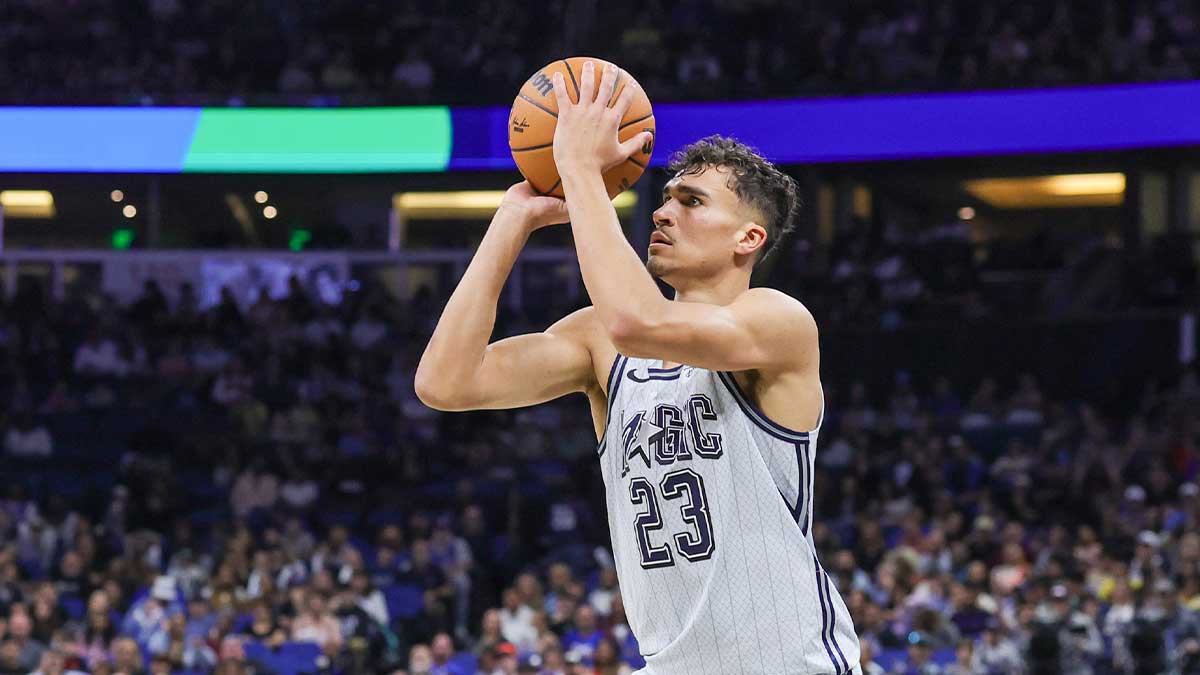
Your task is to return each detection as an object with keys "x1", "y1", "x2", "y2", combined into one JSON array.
[{"x1": 629, "y1": 468, "x2": 715, "y2": 569}]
